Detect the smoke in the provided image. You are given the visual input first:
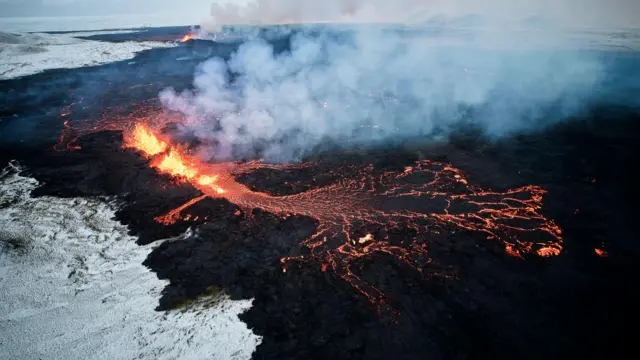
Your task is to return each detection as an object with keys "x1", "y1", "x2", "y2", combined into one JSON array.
[{"x1": 159, "y1": 1, "x2": 632, "y2": 162}]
